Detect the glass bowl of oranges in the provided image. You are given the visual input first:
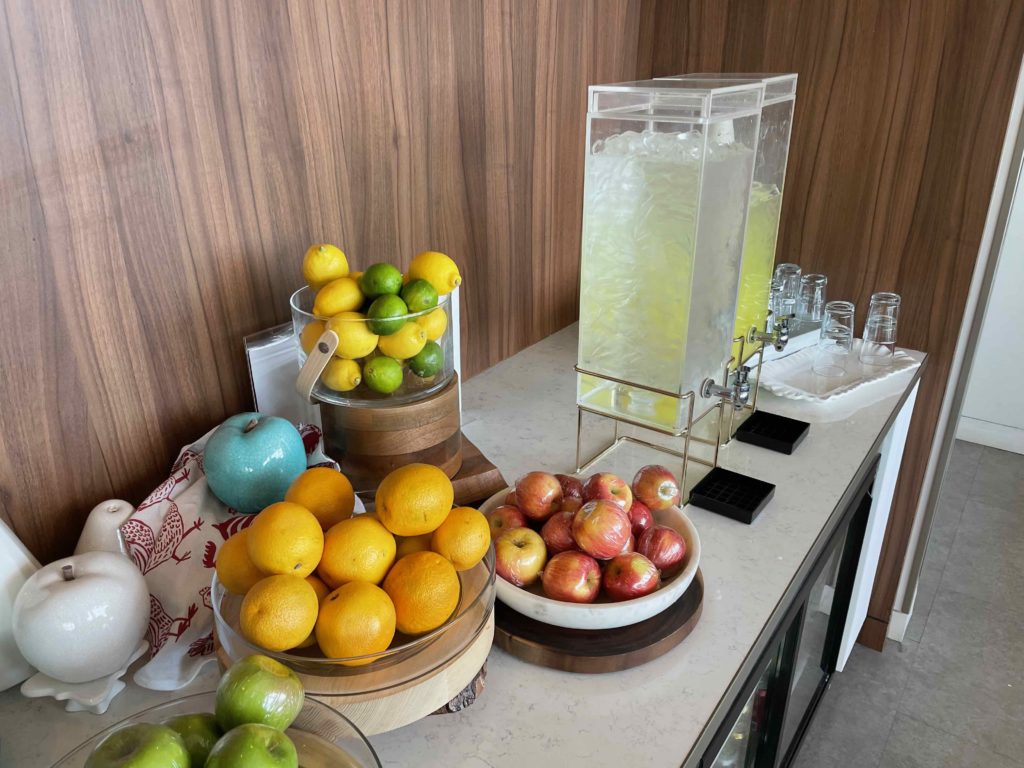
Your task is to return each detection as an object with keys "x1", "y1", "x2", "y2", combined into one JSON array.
[
  {"x1": 211, "y1": 466, "x2": 496, "y2": 696},
  {"x1": 289, "y1": 250, "x2": 459, "y2": 407}
]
